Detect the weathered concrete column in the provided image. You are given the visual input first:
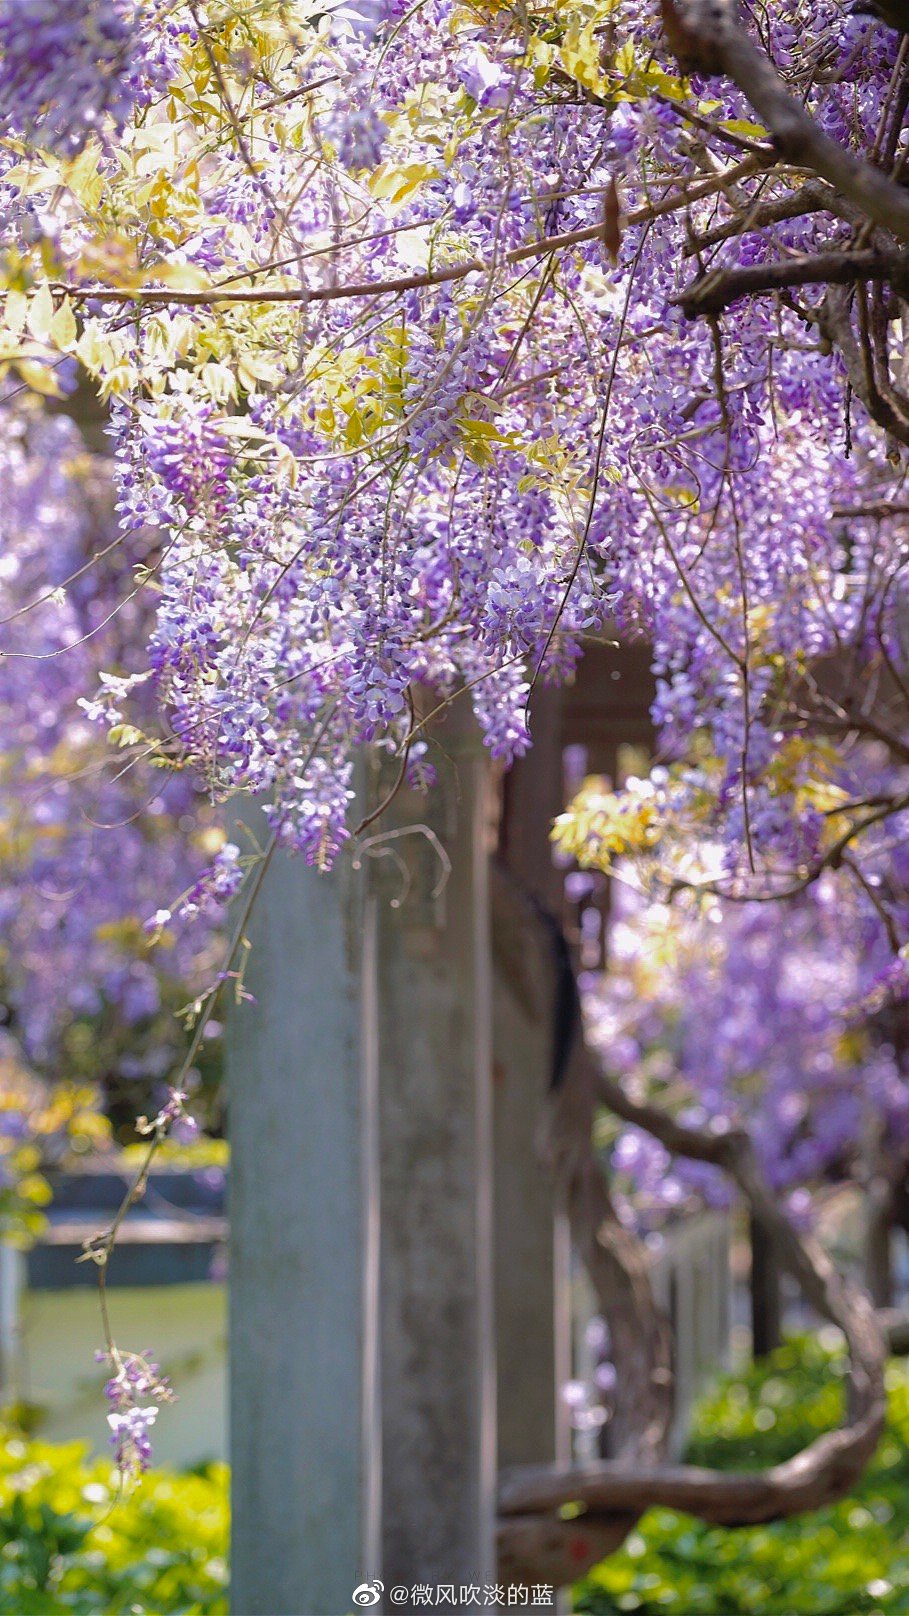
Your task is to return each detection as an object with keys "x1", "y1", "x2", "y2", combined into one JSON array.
[
  {"x1": 228, "y1": 842, "x2": 378, "y2": 1616},
  {"x1": 228, "y1": 705, "x2": 497, "y2": 1614},
  {"x1": 493, "y1": 690, "x2": 570, "y2": 1471},
  {"x1": 0, "y1": 1245, "x2": 23, "y2": 1400},
  {"x1": 374, "y1": 706, "x2": 497, "y2": 1589}
]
